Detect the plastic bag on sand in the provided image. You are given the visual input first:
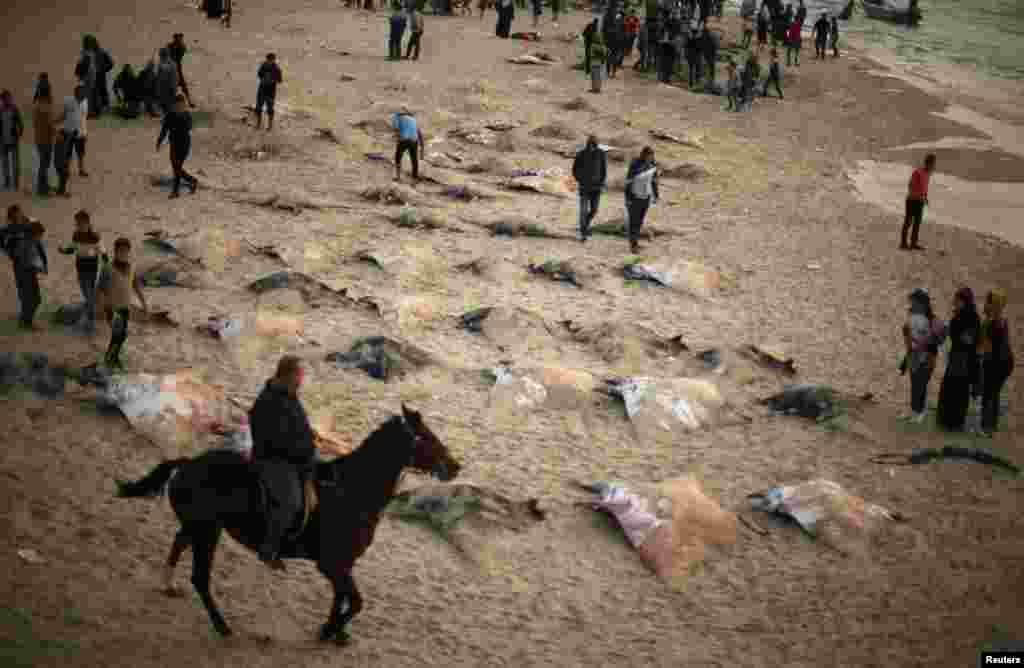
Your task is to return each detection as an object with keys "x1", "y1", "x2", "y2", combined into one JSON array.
[
  {"x1": 606, "y1": 376, "x2": 724, "y2": 434},
  {"x1": 623, "y1": 260, "x2": 722, "y2": 297},
  {"x1": 749, "y1": 479, "x2": 898, "y2": 554},
  {"x1": 591, "y1": 477, "x2": 737, "y2": 582}
]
